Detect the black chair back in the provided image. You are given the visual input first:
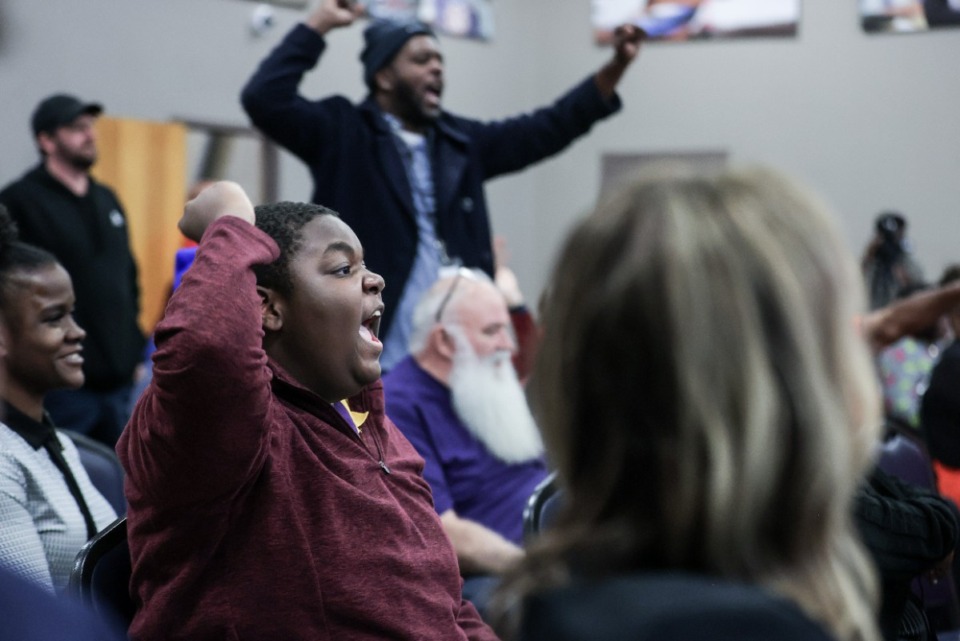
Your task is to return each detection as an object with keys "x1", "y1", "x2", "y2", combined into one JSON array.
[
  {"x1": 69, "y1": 516, "x2": 133, "y2": 631},
  {"x1": 523, "y1": 471, "x2": 562, "y2": 539}
]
